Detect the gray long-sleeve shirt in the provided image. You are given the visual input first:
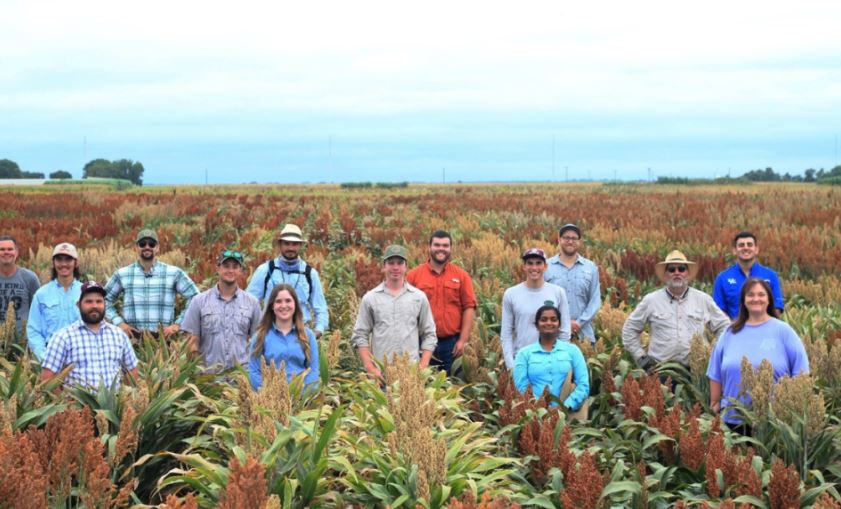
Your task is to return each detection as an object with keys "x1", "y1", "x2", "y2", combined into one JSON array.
[
  {"x1": 622, "y1": 287, "x2": 730, "y2": 365},
  {"x1": 500, "y1": 282, "x2": 571, "y2": 370},
  {"x1": 351, "y1": 282, "x2": 437, "y2": 363}
]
